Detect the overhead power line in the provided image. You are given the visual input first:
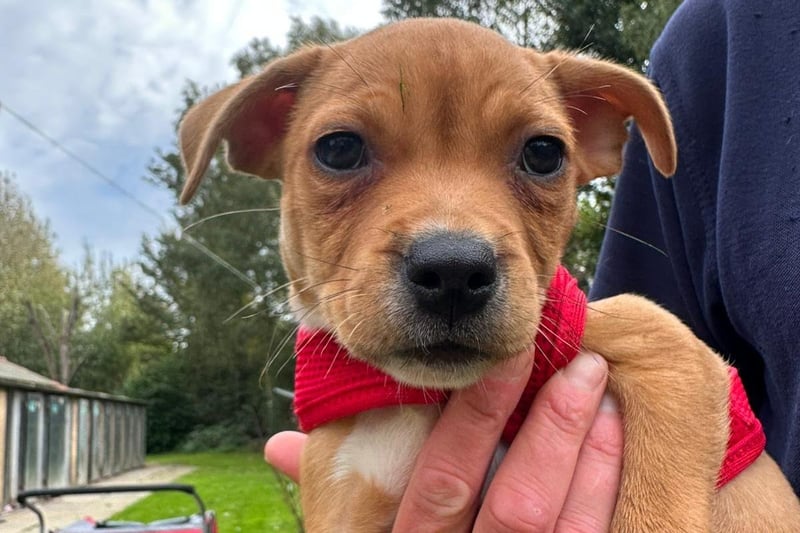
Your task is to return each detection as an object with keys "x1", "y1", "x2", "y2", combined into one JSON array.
[
  {"x1": 0, "y1": 101, "x2": 163, "y2": 221},
  {"x1": 0, "y1": 99, "x2": 260, "y2": 291}
]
